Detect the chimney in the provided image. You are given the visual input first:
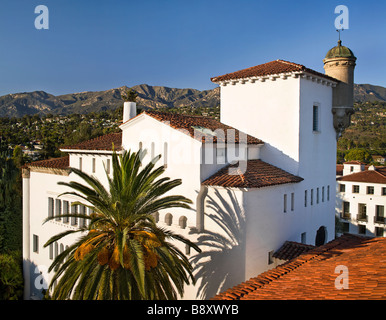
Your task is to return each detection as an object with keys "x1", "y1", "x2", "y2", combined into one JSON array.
[{"x1": 123, "y1": 101, "x2": 137, "y2": 123}]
